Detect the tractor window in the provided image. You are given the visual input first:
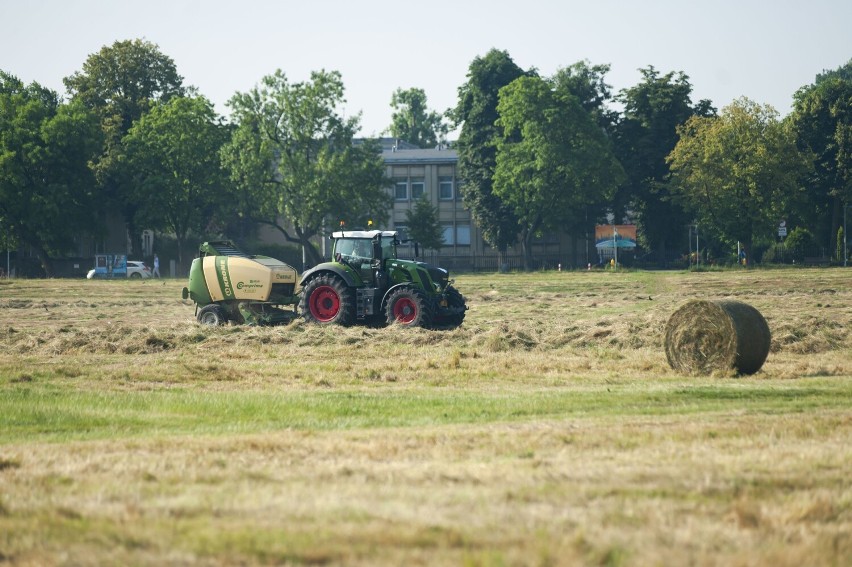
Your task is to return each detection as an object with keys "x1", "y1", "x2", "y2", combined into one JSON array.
[
  {"x1": 381, "y1": 235, "x2": 397, "y2": 260},
  {"x1": 336, "y1": 239, "x2": 372, "y2": 263},
  {"x1": 335, "y1": 239, "x2": 355, "y2": 257},
  {"x1": 352, "y1": 239, "x2": 372, "y2": 260}
]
